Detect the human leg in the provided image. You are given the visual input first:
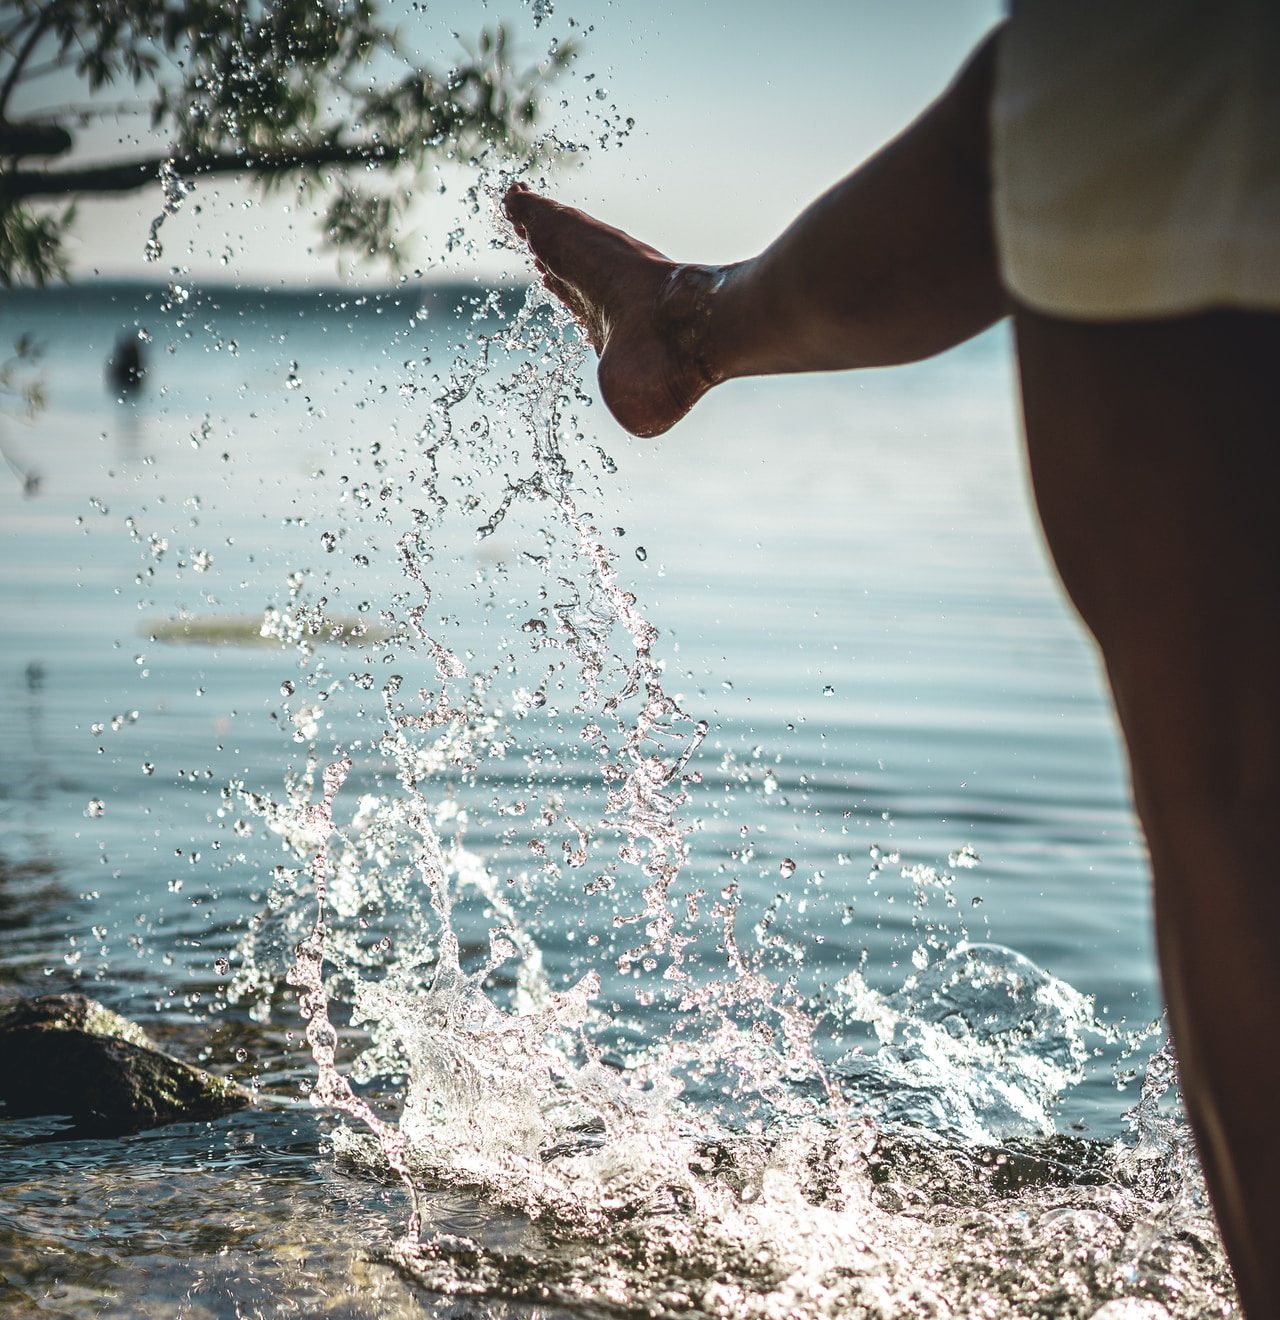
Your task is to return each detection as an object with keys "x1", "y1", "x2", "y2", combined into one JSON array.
[
  {"x1": 1014, "y1": 306, "x2": 1280, "y2": 1318},
  {"x1": 503, "y1": 28, "x2": 1005, "y2": 437}
]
